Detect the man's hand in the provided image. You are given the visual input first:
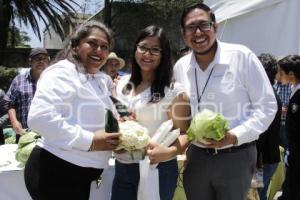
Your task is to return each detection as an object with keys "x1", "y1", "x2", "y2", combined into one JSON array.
[
  {"x1": 12, "y1": 121, "x2": 24, "y2": 135},
  {"x1": 199, "y1": 132, "x2": 237, "y2": 148}
]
